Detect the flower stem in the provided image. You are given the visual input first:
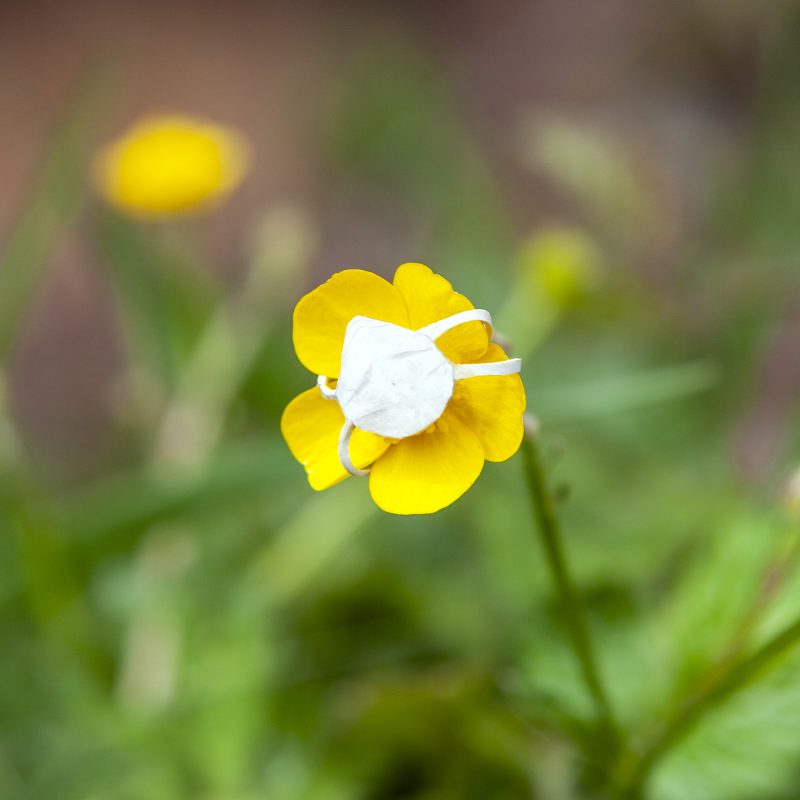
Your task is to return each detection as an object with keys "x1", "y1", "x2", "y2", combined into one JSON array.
[
  {"x1": 620, "y1": 615, "x2": 800, "y2": 798},
  {"x1": 521, "y1": 431, "x2": 621, "y2": 748}
]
